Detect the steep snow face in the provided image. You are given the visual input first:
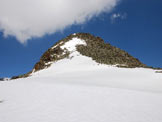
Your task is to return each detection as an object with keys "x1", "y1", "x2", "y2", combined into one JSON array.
[
  {"x1": 51, "y1": 37, "x2": 86, "y2": 51},
  {"x1": 60, "y1": 37, "x2": 87, "y2": 59},
  {"x1": 60, "y1": 37, "x2": 86, "y2": 52},
  {"x1": 32, "y1": 53, "x2": 162, "y2": 92},
  {"x1": 32, "y1": 37, "x2": 87, "y2": 72},
  {"x1": 31, "y1": 38, "x2": 162, "y2": 92}
]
